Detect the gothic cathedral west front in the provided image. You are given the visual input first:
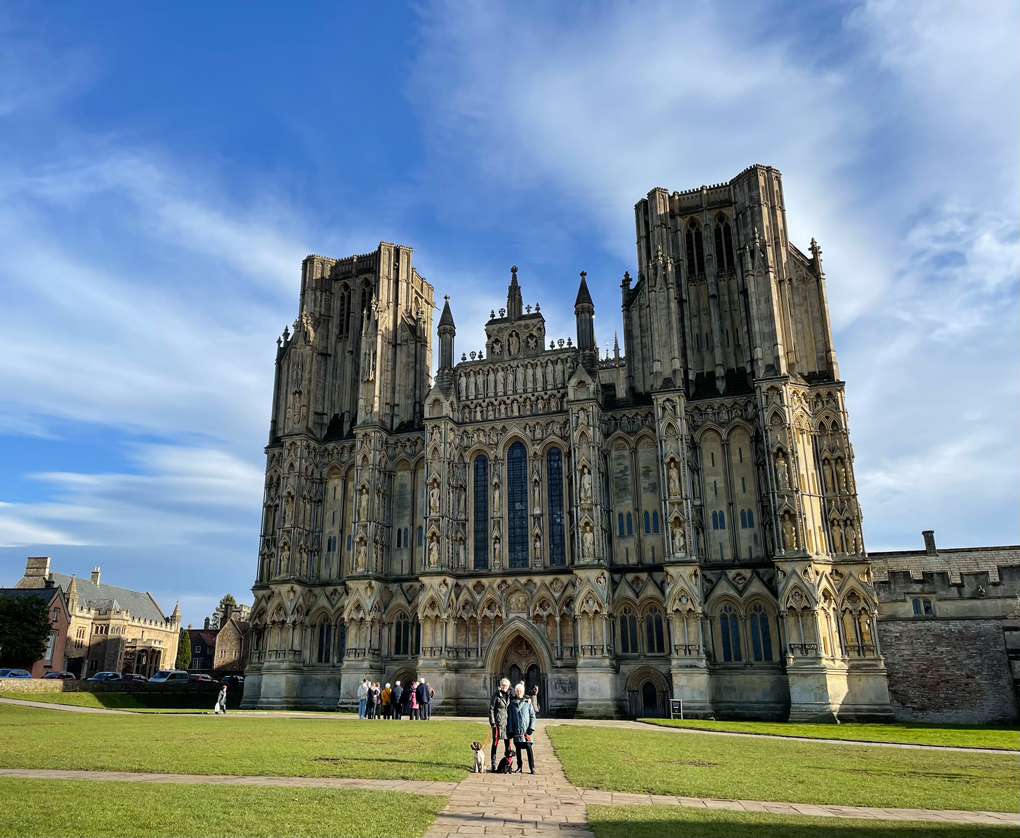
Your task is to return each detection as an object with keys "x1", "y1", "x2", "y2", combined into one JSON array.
[{"x1": 241, "y1": 164, "x2": 894, "y2": 721}]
